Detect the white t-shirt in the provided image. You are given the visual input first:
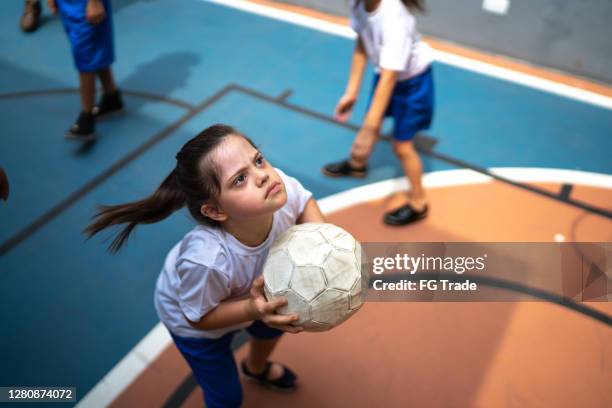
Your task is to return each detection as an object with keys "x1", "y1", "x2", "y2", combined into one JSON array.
[
  {"x1": 349, "y1": 0, "x2": 434, "y2": 81},
  {"x1": 154, "y1": 169, "x2": 313, "y2": 339}
]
